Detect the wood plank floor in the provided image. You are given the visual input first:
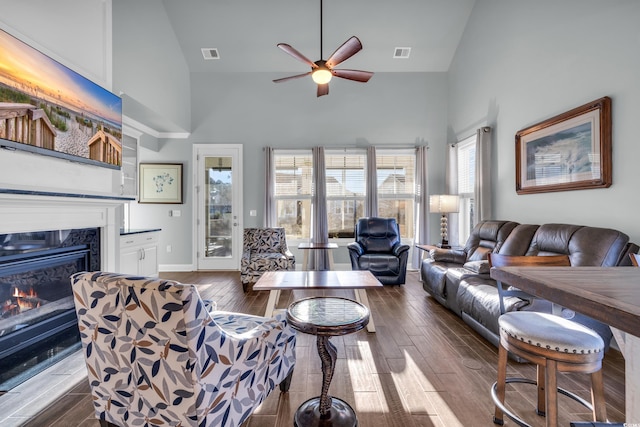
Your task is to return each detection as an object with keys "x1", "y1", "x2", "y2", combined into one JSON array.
[{"x1": 1, "y1": 270, "x2": 626, "y2": 426}]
